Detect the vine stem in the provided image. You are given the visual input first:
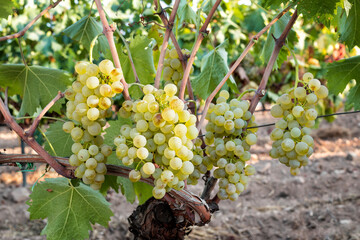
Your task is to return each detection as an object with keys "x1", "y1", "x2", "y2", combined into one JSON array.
[
  {"x1": 153, "y1": 0, "x2": 181, "y2": 88},
  {"x1": 0, "y1": 0, "x2": 62, "y2": 41},
  {"x1": 0, "y1": 153, "x2": 213, "y2": 223},
  {"x1": 153, "y1": 0, "x2": 195, "y2": 107},
  {"x1": 197, "y1": 5, "x2": 292, "y2": 130},
  {"x1": 0, "y1": 95, "x2": 73, "y2": 178},
  {"x1": 248, "y1": 9, "x2": 298, "y2": 114},
  {"x1": 94, "y1": 0, "x2": 130, "y2": 100},
  {"x1": 27, "y1": 91, "x2": 64, "y2": 136},
  {"x1": 178, "y1": 0, "x2": 222, "y2": 100}
]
